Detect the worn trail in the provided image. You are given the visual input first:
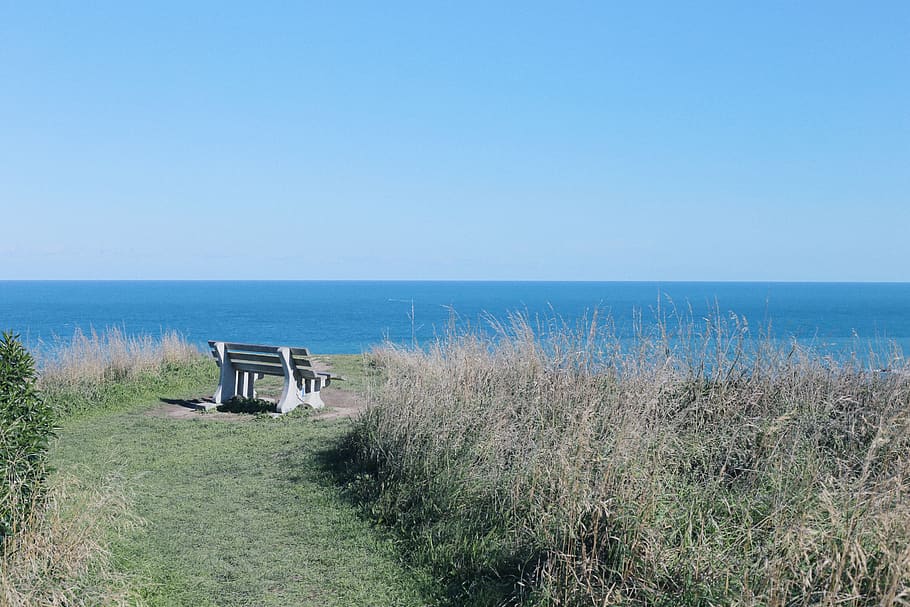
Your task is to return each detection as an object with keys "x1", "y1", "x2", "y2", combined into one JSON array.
[{"x1": 49, "y1": 378, "x2": 430, "y2": 607}]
